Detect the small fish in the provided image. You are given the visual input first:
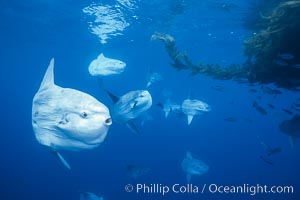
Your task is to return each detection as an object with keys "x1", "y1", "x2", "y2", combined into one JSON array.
[
  {"x1": 267, "y1": 104, "x2": 275, "y2": 109},
  {"x1": 277, "y1": 53, "x2": 295, "y2": 60},
  {"x1": 282, "y1": 108, "x2": 293, "y2": 115},
  {"x1": 273, "y1": 59, "x2": 289, "y2": 66},
  {"x1": 261, "y1": 86, "x2": 282, "y2": 95},
  {"x1": 249, "y1": 88, "x2": 258, "y2": 93},
  {"x1": 211, "y1": 85, "x2": 224, "y2": 92},
  {"x1": 224, "y1": 117, "x2": 237, "y2": 122},
  {"x1": 260, "y1": 155, "x2": 274, "y2": 165},
  {"x1": 259, "y1": 139, "x2": 282, "y2": 156},
  {"x1": 291, "y1": 63, "x2": 300, "y2": 69},
  {"x1": 253, "y1": 101, "x2": 267, "y2": 115},
  {"x1": 234, "y1": 78, "x2": 249, "y2": 84},
  {"x1": 292, "y1": 102, "x2": 300, "y2": 111},
  {"x1": 267, "y1": 147, "x2": 282, "y2": 156}
]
